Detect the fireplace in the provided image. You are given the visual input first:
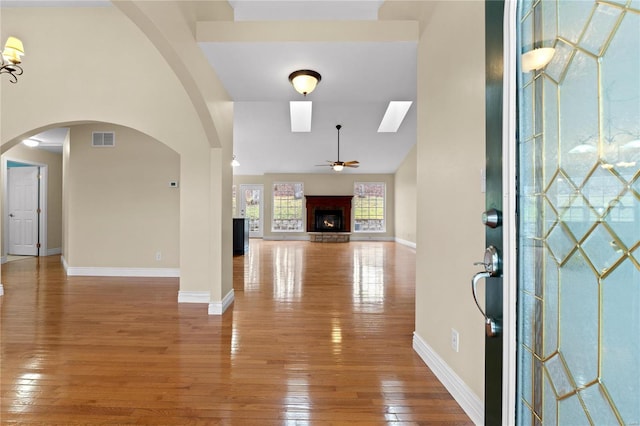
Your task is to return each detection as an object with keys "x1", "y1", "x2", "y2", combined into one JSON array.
[
  {"x1": 315, "y1": 209, "x2": 344, "y2": 232},
  {"x1": 305, "y1": 195, "x2": 353, "y2": 233}
]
